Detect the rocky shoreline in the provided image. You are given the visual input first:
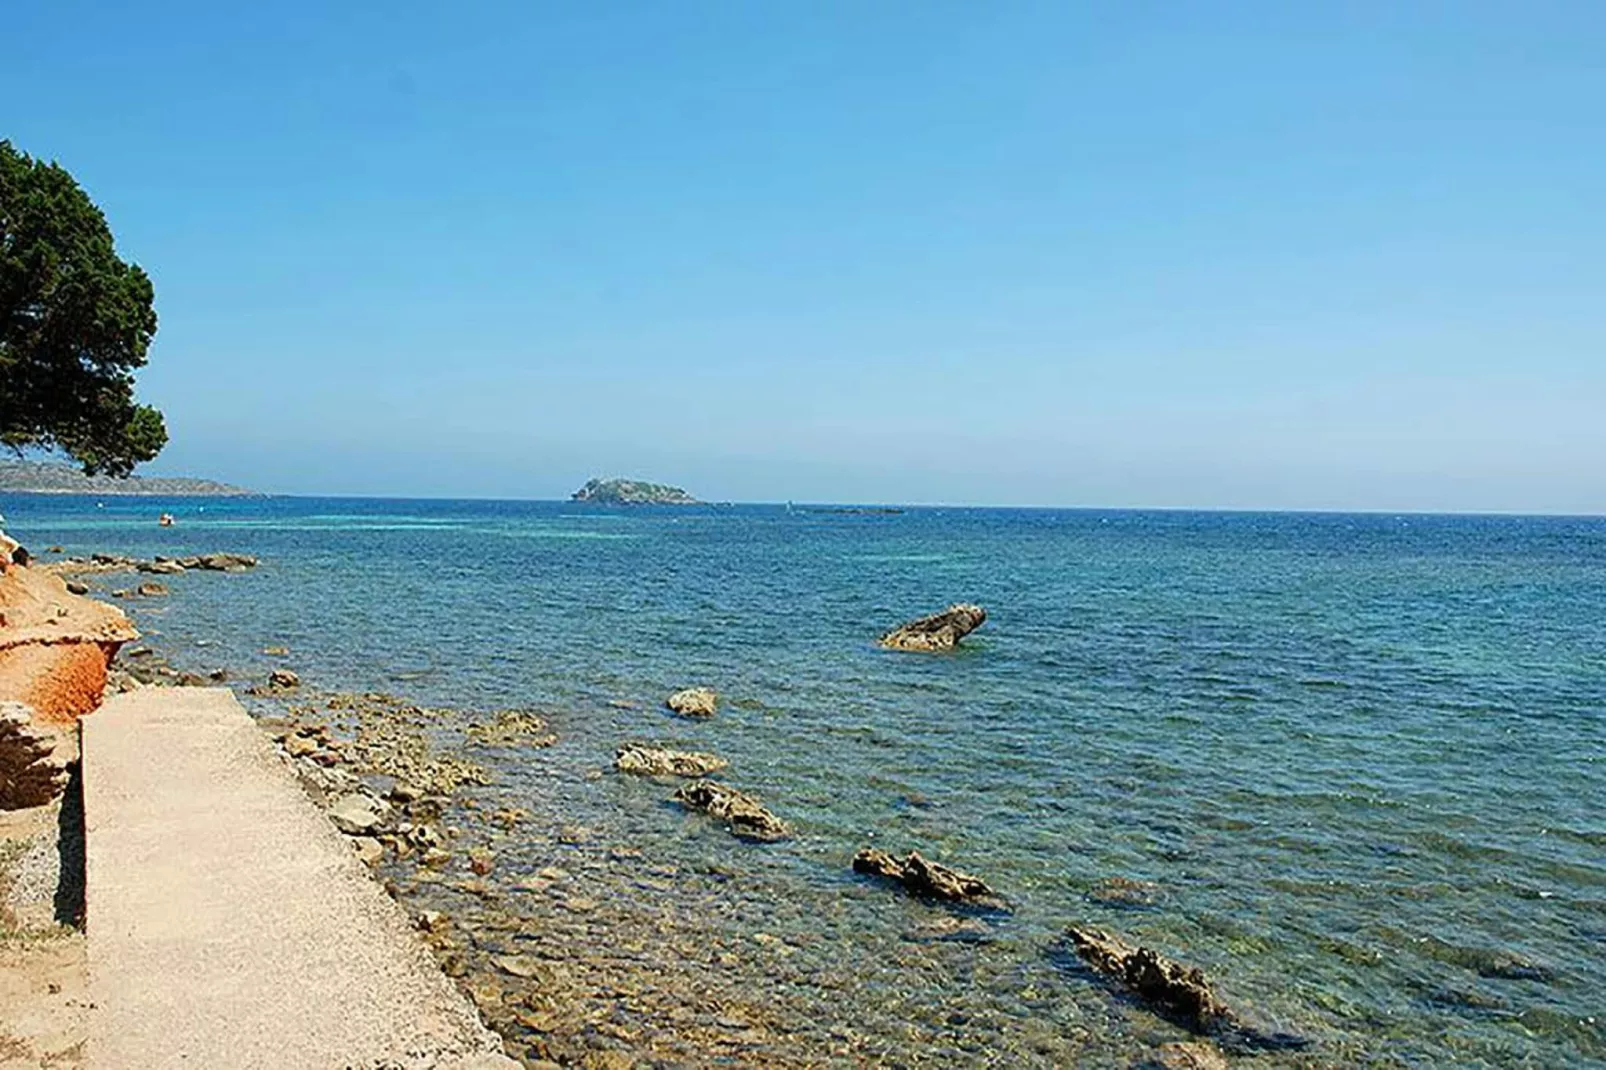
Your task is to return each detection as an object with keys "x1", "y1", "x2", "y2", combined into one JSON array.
[{"x1": 3, "y1": 540, "x2": 1333, "y2": 1067}]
